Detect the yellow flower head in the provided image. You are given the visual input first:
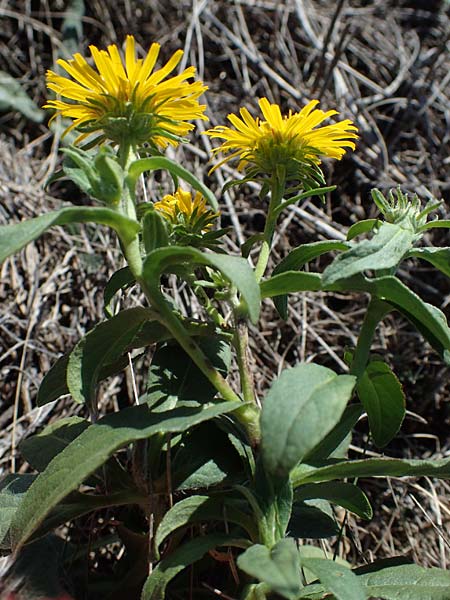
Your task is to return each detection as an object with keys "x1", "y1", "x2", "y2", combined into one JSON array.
[
  {"x1": 45, "y1": 35, "x2": 208, "y2": 148},
  {"x1": 154, "y1": 187, "x2": 218, "y2": 233},
  {"x1": 205, "y1": 98, "x2": 358, "y2": 178}
]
